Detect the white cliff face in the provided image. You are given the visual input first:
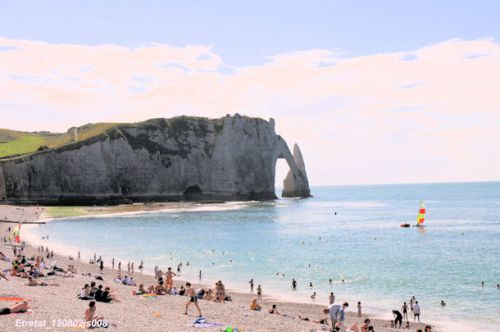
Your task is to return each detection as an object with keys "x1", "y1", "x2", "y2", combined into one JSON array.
[{"x1": 0, "y1": 115, "x2": 311, "y2": 204}]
